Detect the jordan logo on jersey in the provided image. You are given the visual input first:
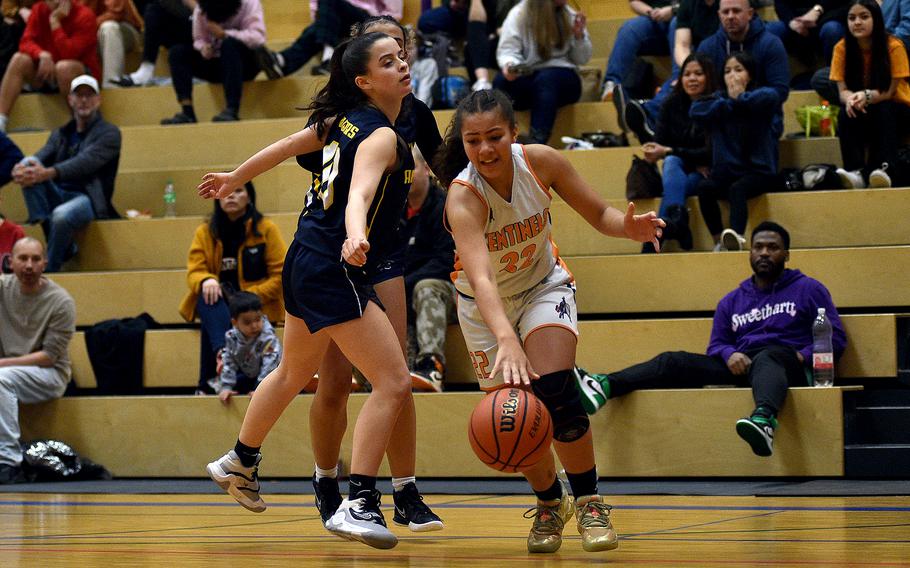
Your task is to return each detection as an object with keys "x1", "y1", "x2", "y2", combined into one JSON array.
[
  {"x1": 485, "y1": 208, "x2": 550, "y2": 252},
  {"x1": 556, "y1": 297, "x2": 571, "y2": 321}
]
